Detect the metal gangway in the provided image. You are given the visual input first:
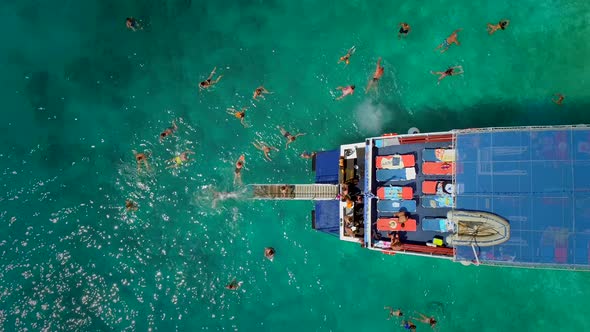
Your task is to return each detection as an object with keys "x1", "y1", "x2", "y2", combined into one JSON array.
[{"x1": 249, "y1": 184, "x2": 339, "y2": 200}]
